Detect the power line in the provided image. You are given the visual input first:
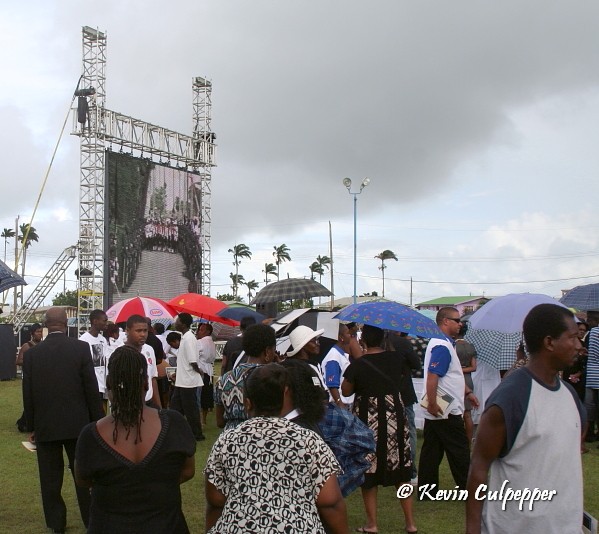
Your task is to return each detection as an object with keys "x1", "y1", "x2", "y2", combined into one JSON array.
[{"x1": 334, "y1": 271, "x2": 599, "y2": 286}]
